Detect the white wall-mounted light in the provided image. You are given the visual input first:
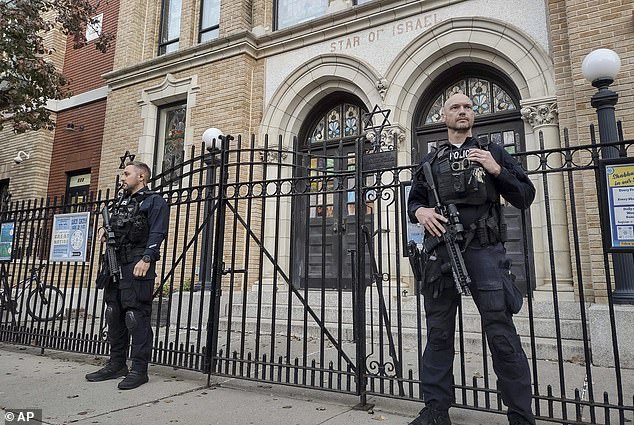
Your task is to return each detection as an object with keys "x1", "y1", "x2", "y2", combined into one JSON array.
[
  {"x1": 13, "y1": 151, "x2": 30, "y2": 164},
  {"x1": 581, "y1": 48, "x2": 621, "y2": 85},
  {"x1": 202, "y1": 127, "x2": 224, "y2": 152}
]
